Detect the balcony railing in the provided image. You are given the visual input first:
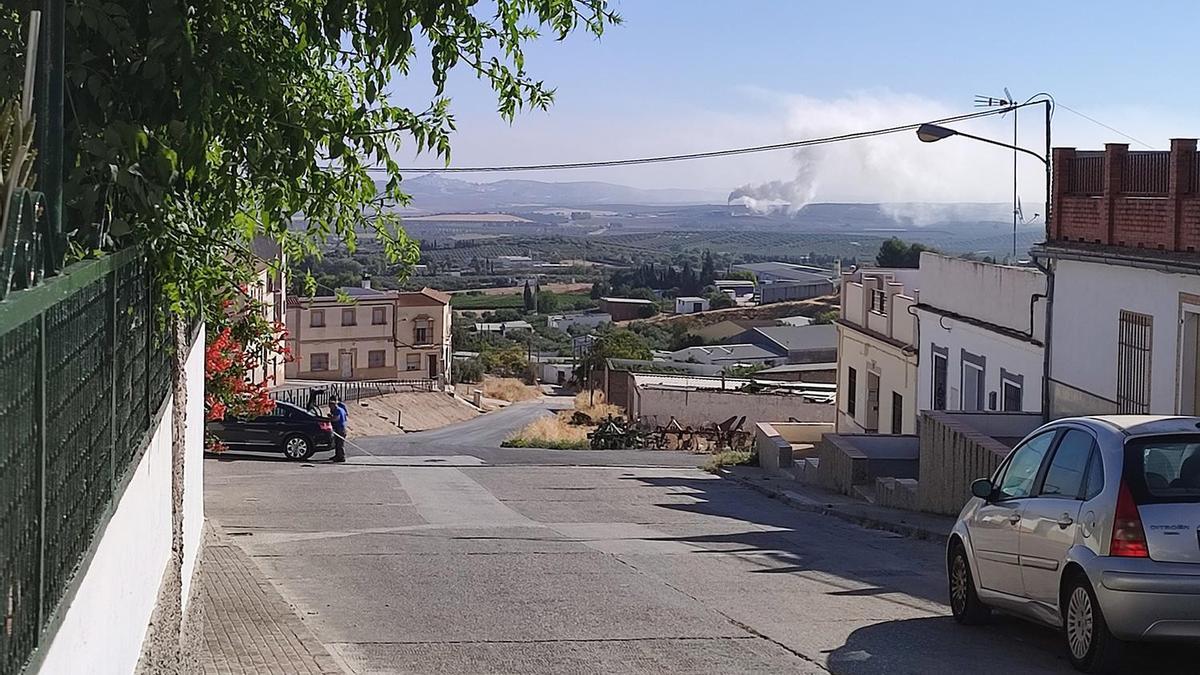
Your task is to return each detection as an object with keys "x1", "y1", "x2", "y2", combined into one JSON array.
[
  {"x1": 1123, "y1": 151, "x2": 1170, "y2": 195},
  {"x1": 1067, "y1": 152, "x2": 1104, "y2": 195},
  {"x1": 0, "y1": 249, "x2": 171, "y2": 673}
]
